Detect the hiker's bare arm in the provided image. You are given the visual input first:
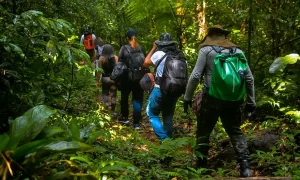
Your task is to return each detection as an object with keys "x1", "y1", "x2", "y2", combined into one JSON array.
[
  {"x1": 144, "y1": 42, "x2": 158, "y2": 68},
  {"x1": 96, "y1": 57, "x2": 103, "y2": 86},
  {"x1": 115, "y1": 55, "x2": 118, "y2": 63}
]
